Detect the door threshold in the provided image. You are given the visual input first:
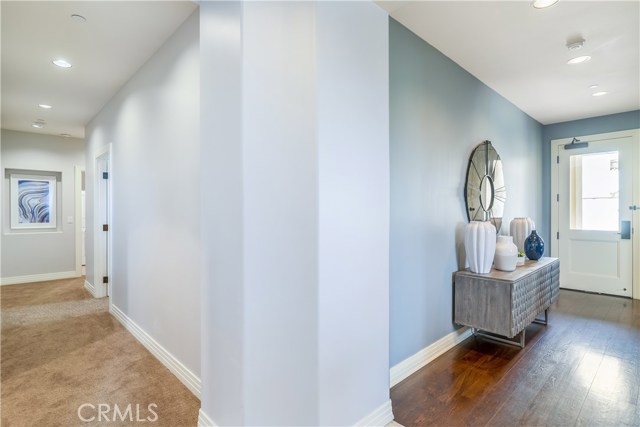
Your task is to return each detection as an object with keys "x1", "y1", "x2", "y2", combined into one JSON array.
[{"x1": 559, "y1": 287, "x2": 632, "y2": 300}]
